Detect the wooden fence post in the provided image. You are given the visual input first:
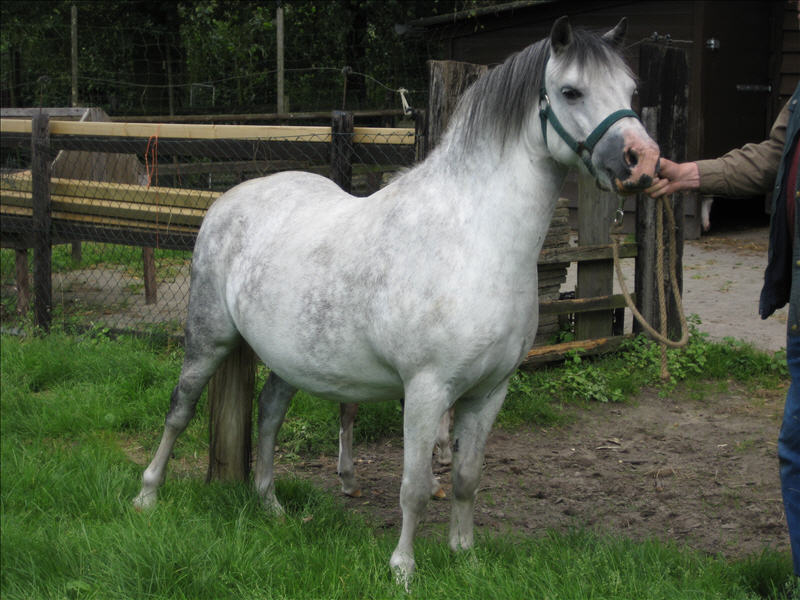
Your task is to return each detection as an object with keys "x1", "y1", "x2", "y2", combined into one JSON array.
[
  {"x1": 15, "y1": 248, "x2": 31, "y2": 316},
  {"x1": 331, "y1": 110, "x2": 354, "y2": 191},
  {"x1": 207, "y1": 342, "x2": 256, "y2": 482},
  {"x1": 575, "y1": 176, "x2": 617, "y2": 339},
  {"x1": 142, "y1": 247, "x2": 157, "y2": 304},
  {"x1": 31, "y1": 112, "x2": 52, "y2": 332},
  {"x1": 635, "y1": 42, "x2": 688, "y2": 339},
  {"x1": 414, "y1": 109, "x2": 428, "y2": 163},
  {"x1": 426, "y1": 60, "x2": 487, "y2": 153}
]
